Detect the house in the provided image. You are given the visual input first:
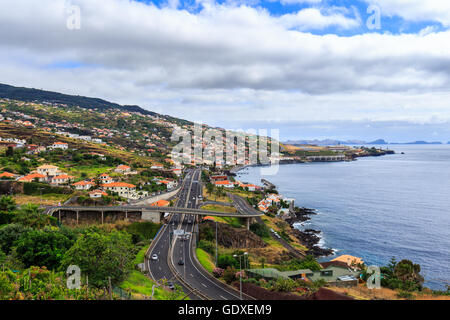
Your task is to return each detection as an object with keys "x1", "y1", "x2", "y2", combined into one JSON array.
[
  {"x1": 150, "y1": 199, "x2": 170, "y2": 207},
  {"x1": 37, "y1": 165, "x2": 60, "y2": 177},
  {"x1": 210, "y1": 175, "x2": 228, "y2": 182},
  {"x1": 213, "y1": 180, "x2": 234, "y2": 188},
  {"x1": 101, "y1": 182, "x2": 136, "y2": 198},
  {"x1": 151, "y1": 164, "x2": 164, "y2": 170},
  {"x1": 89, "y1": 189, "x2": 108, "y2": 198},
  {"x1": 171, "y1": 168, "x2": 182, "y2": 176},
  {"x1": 18, "y1": 173, "x2": 46, "y2": 183},
  {"x1": 0, "y1": 171, "x2": 16, "y2": 179},
  {"x1": 50, "y1": 142, "x2": 69, "y2": 150},
  {"x1": 331, "y1": 255, "x2": 364, "y2": 269},
  {"x1": 51, "y1": 174, "x2": 75, "y2": 185},
  {"x1": 247, "y1": 266, "x2": 360, "y2": 287},
  {"x1": 72, "y1": 180, "x2": 94, "y2": 190},
  {"x1": 115, "y1": 164, "x2": 131, "y2": 174},
  {"x1": 156, "y1": 179, "x2": 176, "y2": 189},
  {"x1": 98, "y1": 173, "x2": 114, "y2": 184}
]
